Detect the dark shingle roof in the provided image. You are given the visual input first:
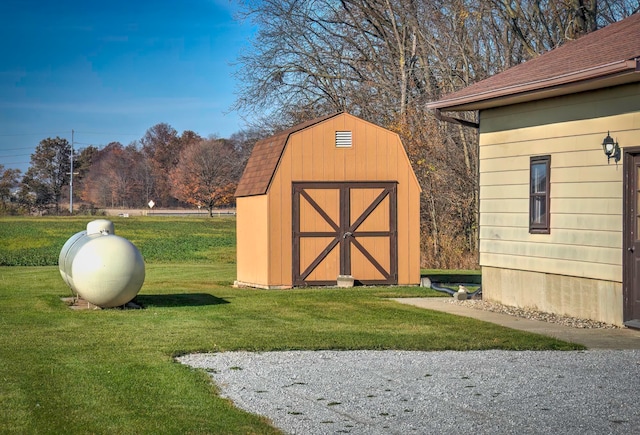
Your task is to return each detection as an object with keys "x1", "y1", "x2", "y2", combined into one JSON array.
[
  {"x1": 429, "y1": 13, "x2": 640, "y2": 111},
  {"x1": 235, "y1": 113, "x2": 341, "y2": 197}
]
